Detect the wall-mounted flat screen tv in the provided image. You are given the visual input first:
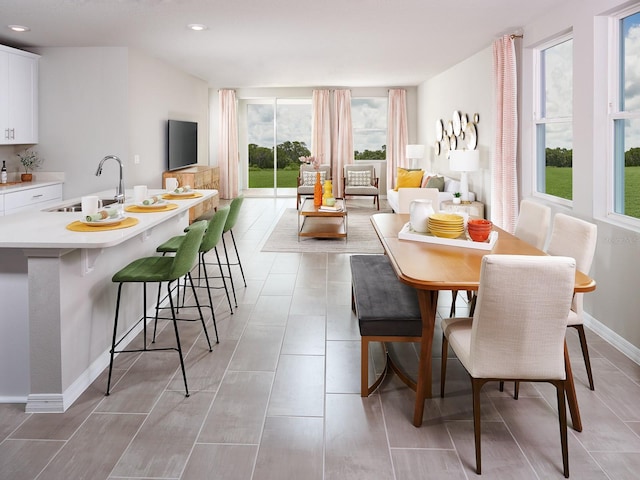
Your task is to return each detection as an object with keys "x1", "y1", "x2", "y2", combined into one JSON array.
[{"x1": 167, "y1": 119, "x2": 198, "y2": 171}]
